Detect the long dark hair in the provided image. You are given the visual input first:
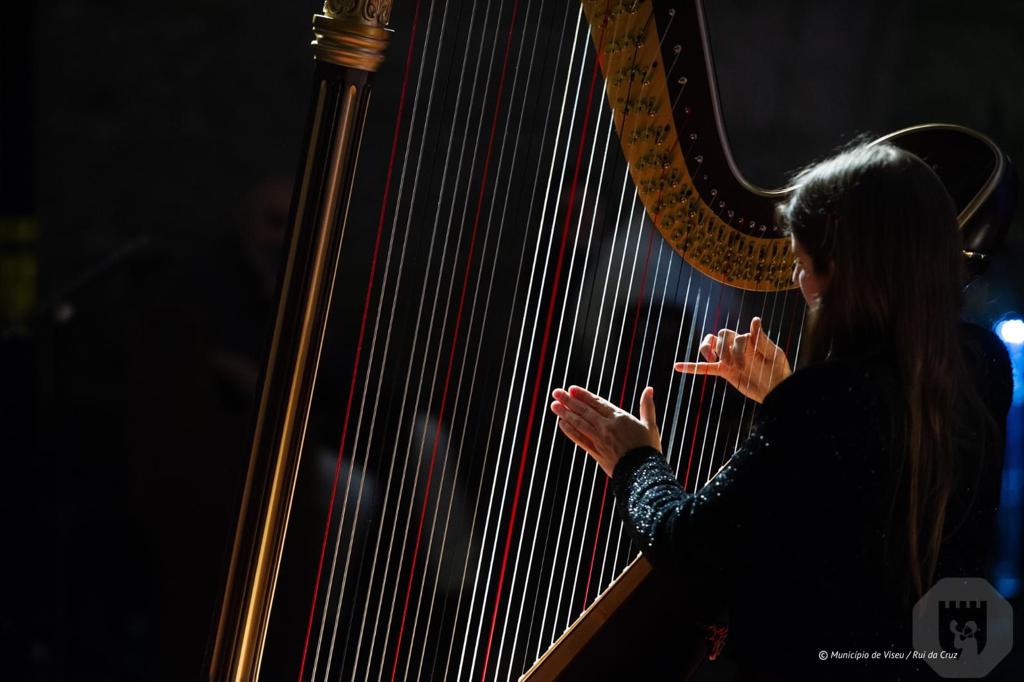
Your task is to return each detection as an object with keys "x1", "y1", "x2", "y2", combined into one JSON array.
[{"x1": 777, "y1": 142, "x2": 975, "y2": 599}]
